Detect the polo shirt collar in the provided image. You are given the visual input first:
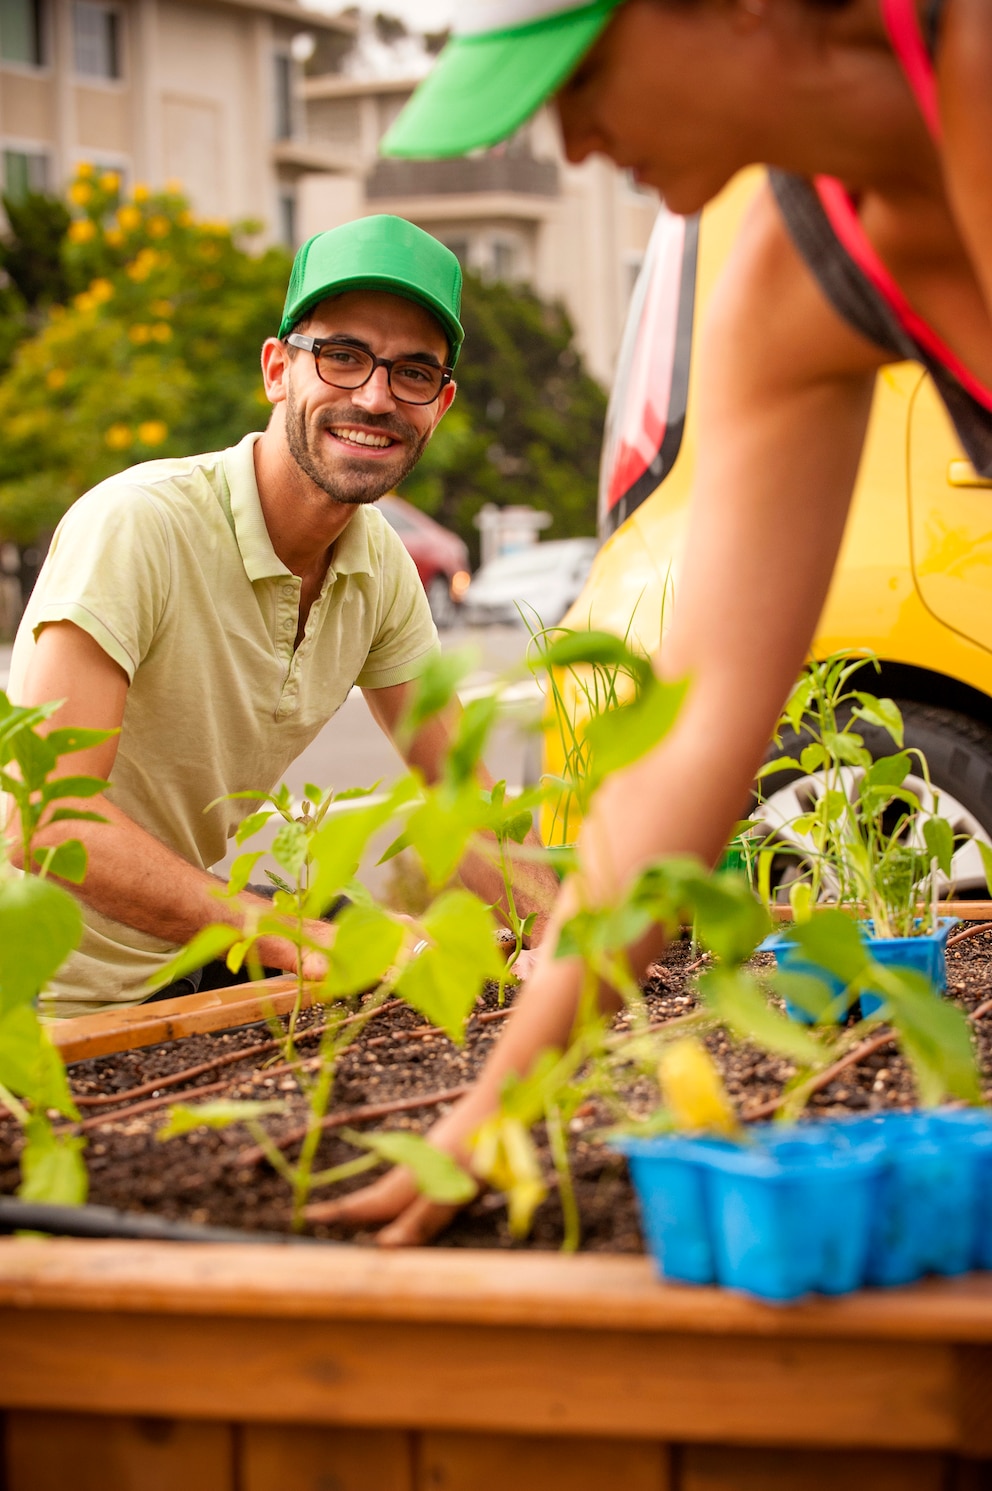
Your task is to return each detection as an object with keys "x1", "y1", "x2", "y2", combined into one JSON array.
[{"x1": 224, "y1": 433, "x2": 376, "y2": 583}]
